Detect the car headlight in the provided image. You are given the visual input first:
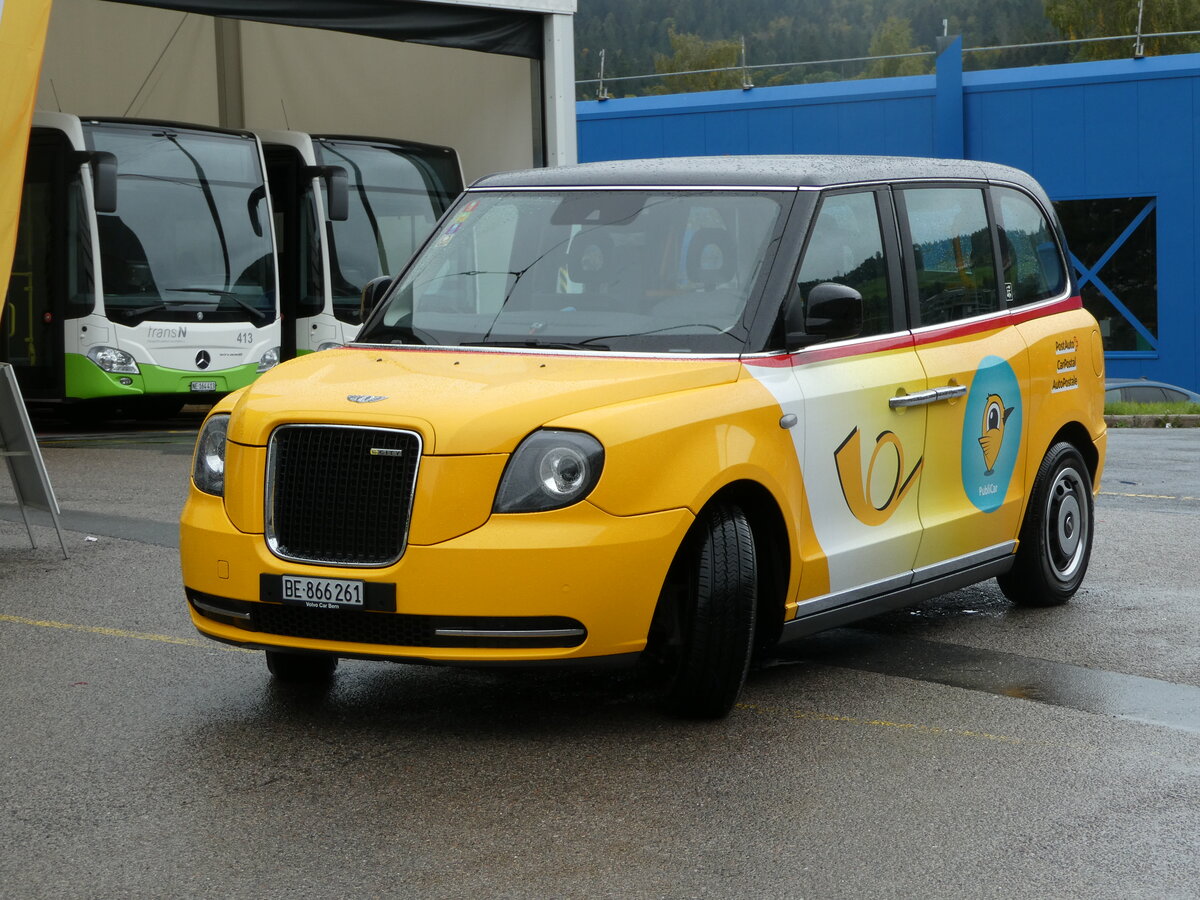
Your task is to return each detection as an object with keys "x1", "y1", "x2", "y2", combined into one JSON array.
[
  {"x1": 192, "y1": 413, "x2": 230, "y2": 496},
  {"x1": 494, "y1": 429, "x2": 604, "y2": 513},
  {"x1": 87, "y1": 345, "x2": 139, "y2": 374},
  {"x1": 316, "y1": 341, "x2": 343, "y2": 352},
  {"x1": 256, "y1": 346, "x2": 281, "y2": 373}
]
